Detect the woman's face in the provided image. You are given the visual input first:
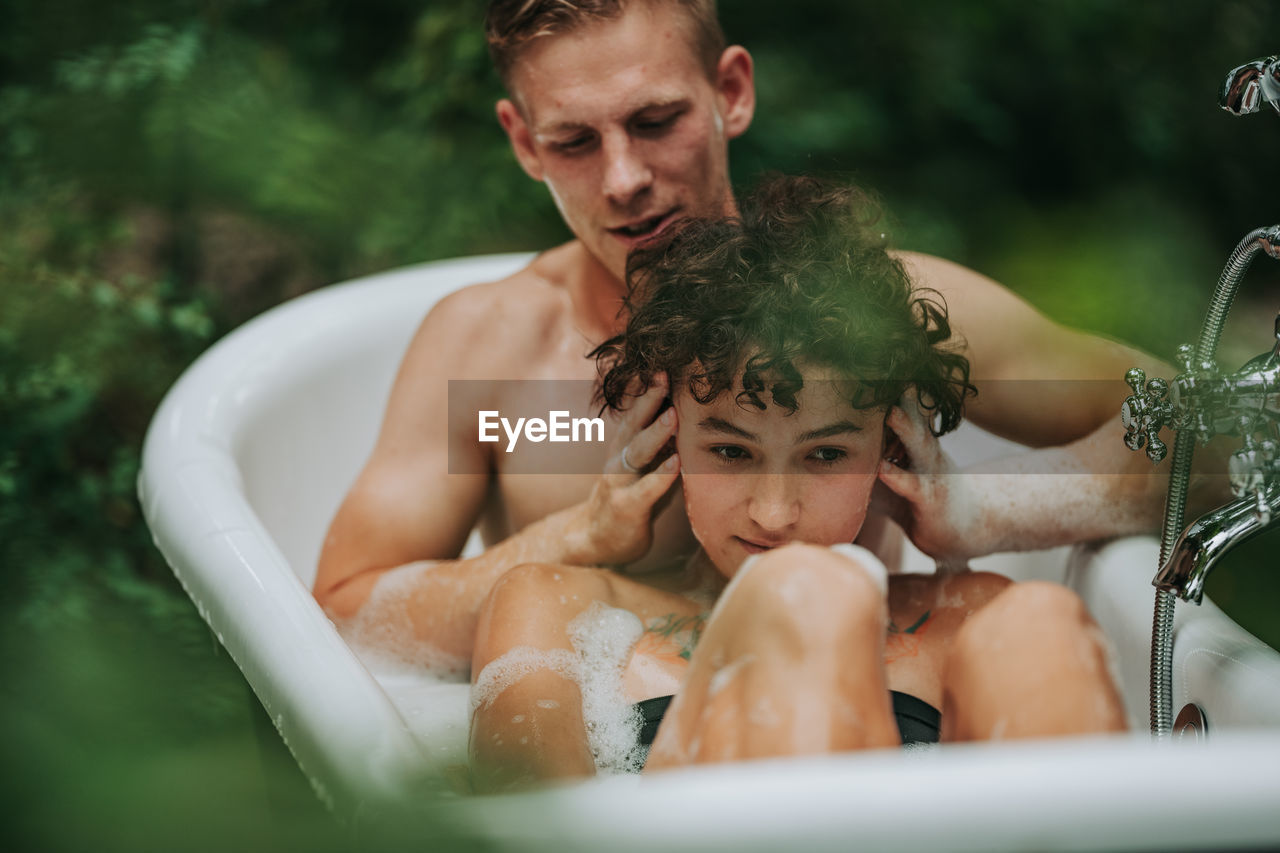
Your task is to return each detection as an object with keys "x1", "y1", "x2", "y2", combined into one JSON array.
[{"x1": 672, "y1": 369, "x2": 886, "y2": 578}]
